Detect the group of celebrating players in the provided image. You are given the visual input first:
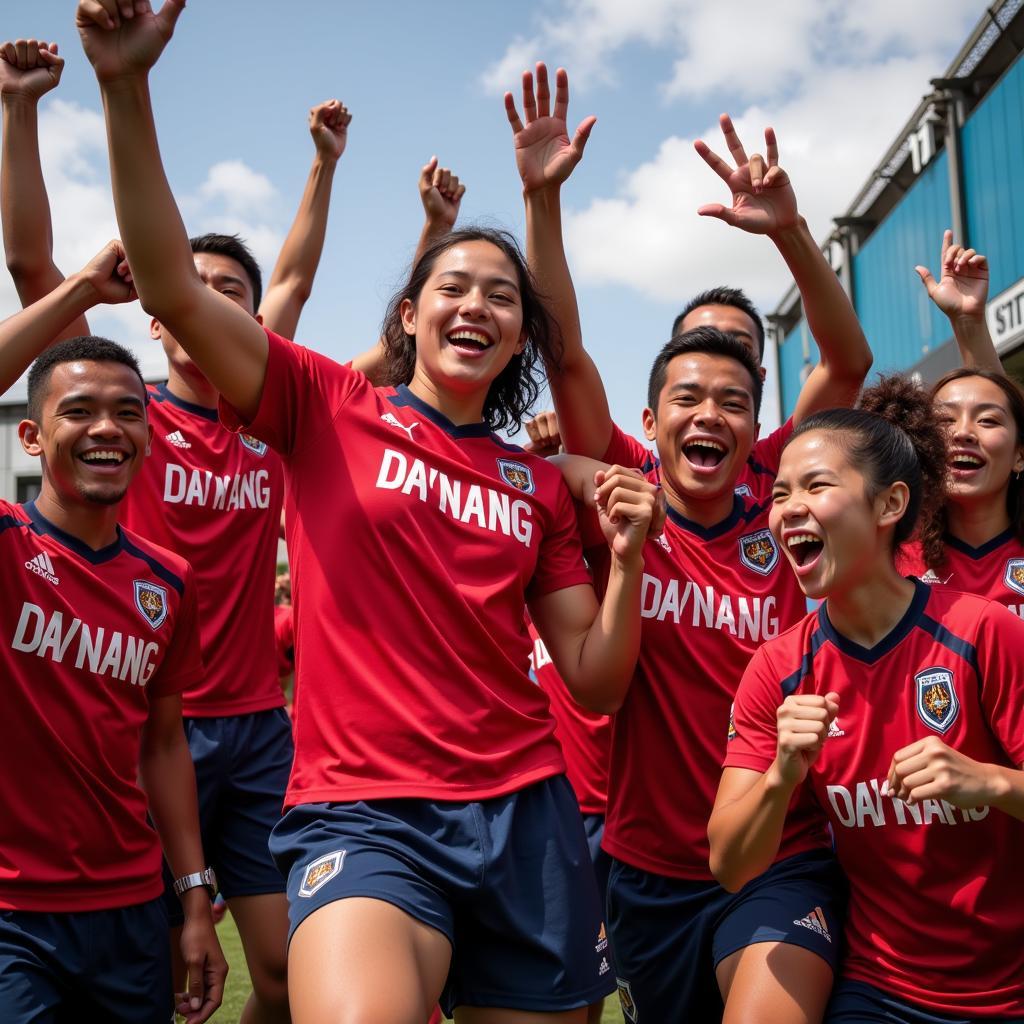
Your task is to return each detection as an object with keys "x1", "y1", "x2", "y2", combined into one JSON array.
[{"x1": 0, "y1": 2, "x2": 1021, "y2": 1023}]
